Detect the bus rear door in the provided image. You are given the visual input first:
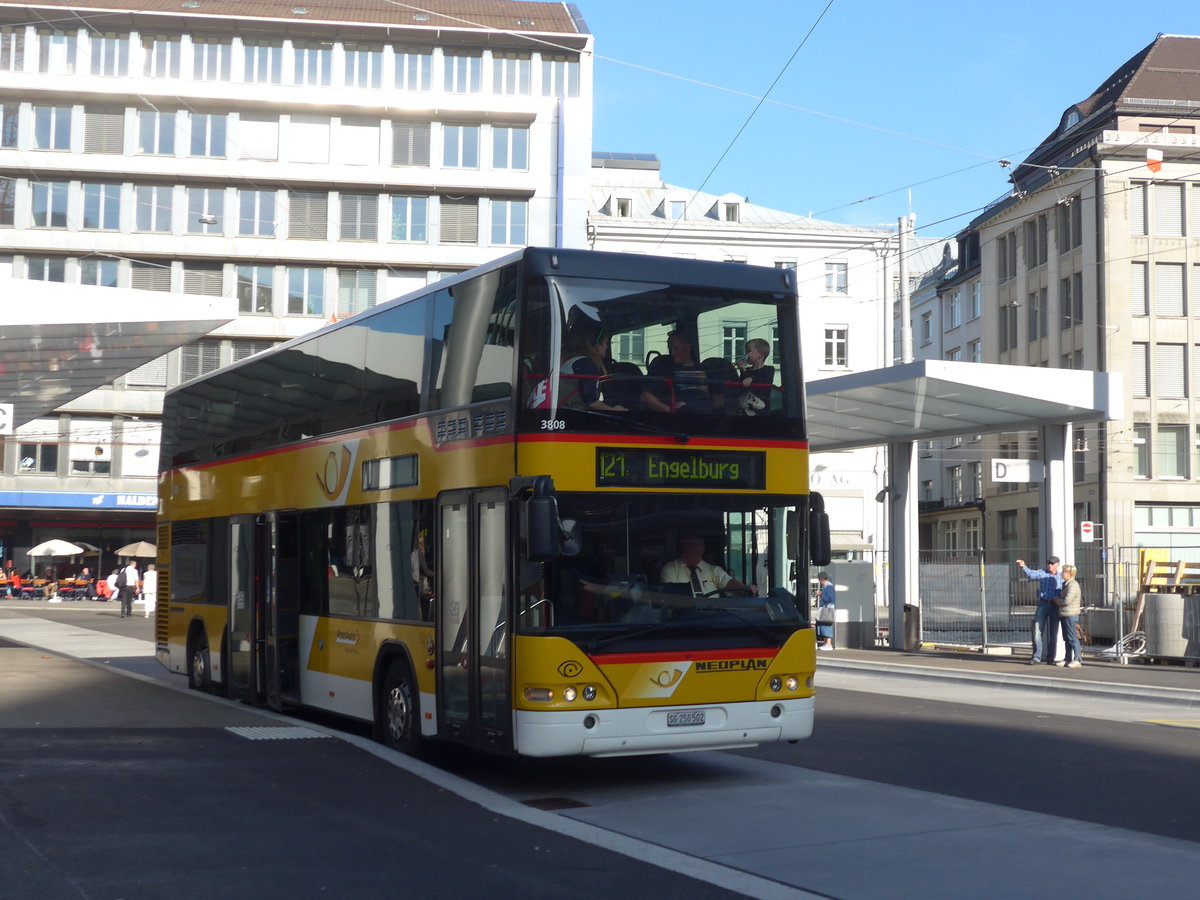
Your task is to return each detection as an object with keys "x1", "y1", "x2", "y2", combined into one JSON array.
[{"x1": 436, "y1": 488, "x2": 512, "y2": 752}]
